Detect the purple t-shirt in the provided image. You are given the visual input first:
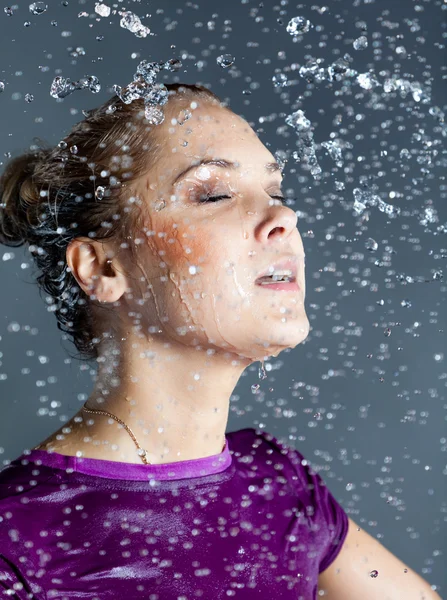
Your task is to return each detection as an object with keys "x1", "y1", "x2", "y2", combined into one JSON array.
[{"x1": 0, "y1": 427, "x2": 349, "y2": 599}]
